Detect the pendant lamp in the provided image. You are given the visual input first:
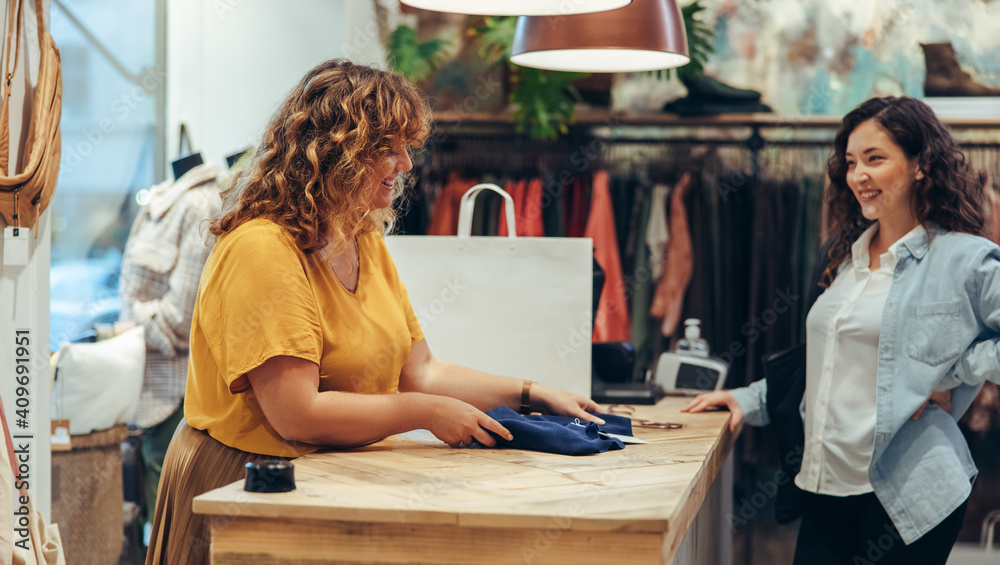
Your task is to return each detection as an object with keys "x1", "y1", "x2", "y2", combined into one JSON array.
[
  {"x1": 510, "y1": 0, "x2": 689, "y2": 73},
  {"x1": 399, "y1": 1, "x2": 632, "y2": 16}
]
